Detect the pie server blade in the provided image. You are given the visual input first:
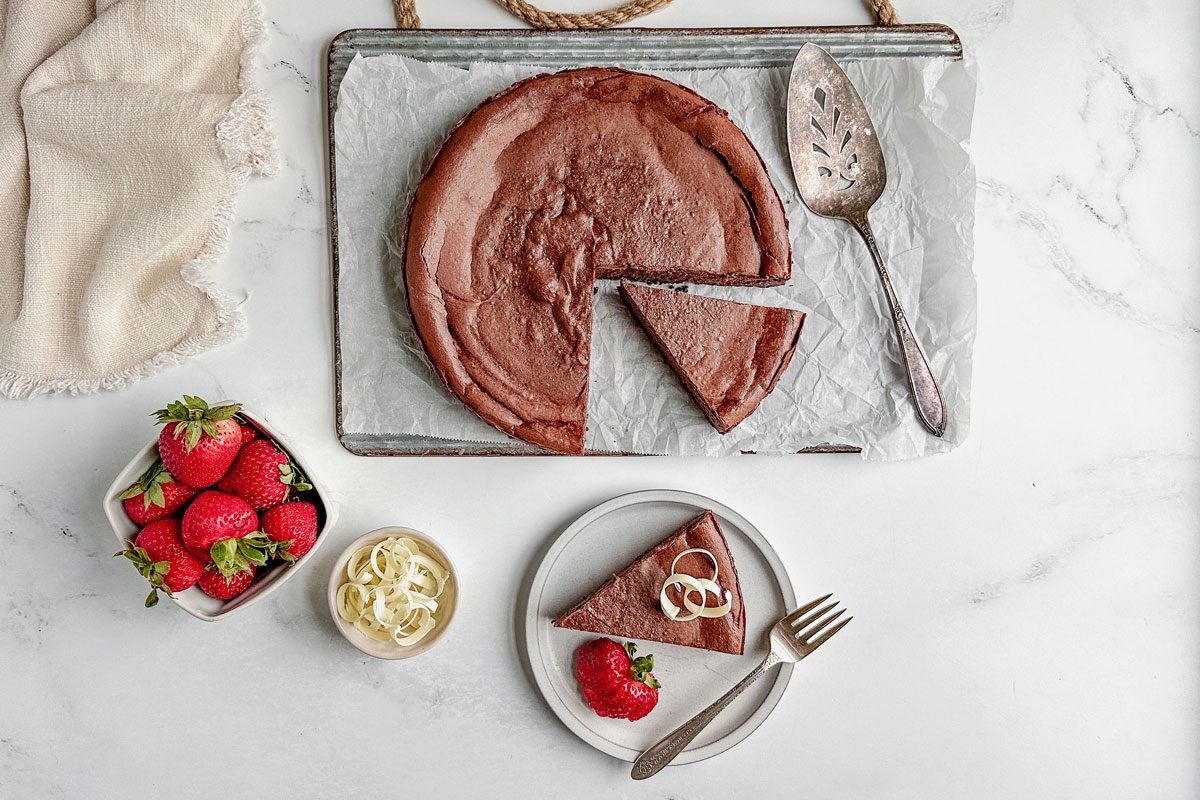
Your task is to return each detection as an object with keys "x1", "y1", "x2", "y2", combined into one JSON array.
[{"x1": 785, "y1": 43, "x2": 948, "y2": 437}]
